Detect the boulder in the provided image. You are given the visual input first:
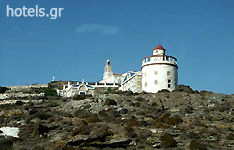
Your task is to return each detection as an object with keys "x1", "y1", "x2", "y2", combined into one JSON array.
[
  {"x1": 160, "y1": 133, "x2": 177, "y2": 148},
  {"x1": 189, "y1": 139, "x2": 207, "y2": 150}
]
